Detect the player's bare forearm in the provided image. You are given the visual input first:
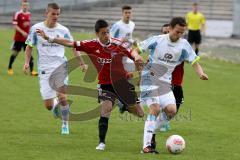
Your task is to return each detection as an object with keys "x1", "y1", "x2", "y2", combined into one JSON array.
[
  {"x1": 14, "y1": 25, "x2": 27, "y2": 37},
  {"x1": 192, "y1": 62, "x2": 208, "y2": 80},
  {"x1": 23, "y1": 45, "x2": 32, "y2": 74},
  {"x1": 72, "y1": 48, "x2": 88, "y2": 72},
  {"x1": 36, "y1": 29, "x2": 74, "y2": 47},
  {"x1": 131, "y1": 48, "x2": 143, "y2": 62},
  {"x1": 52, "y1": 37, "x2": 74, "y2": 47},
  {"x1": 25, "y1": 45, "x2": 32, "y2": 64}
]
